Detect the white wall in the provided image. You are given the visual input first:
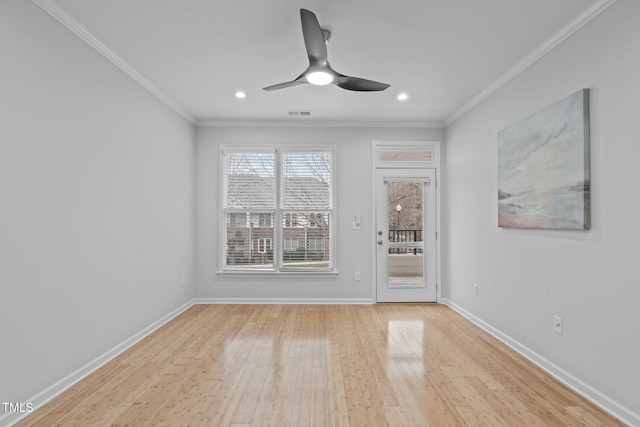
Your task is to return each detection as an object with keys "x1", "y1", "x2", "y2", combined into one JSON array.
[
  {"x1": 196, "y1": 125, "x2": 443, "y2": 301},
  {"x1": 443, "y1": 0, "x2": 640, "y2": 423},
  {"x1": 0, "y1": 0, "x2": 195, "y2": 416},
  {"x1": 7, "y1": 0, "x2": 637, "y2": 423}
]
